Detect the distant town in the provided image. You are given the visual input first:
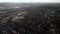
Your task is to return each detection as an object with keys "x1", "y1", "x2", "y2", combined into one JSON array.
[{"x1": 0, "y1": 3, "x2": 60, "y2": 34}]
